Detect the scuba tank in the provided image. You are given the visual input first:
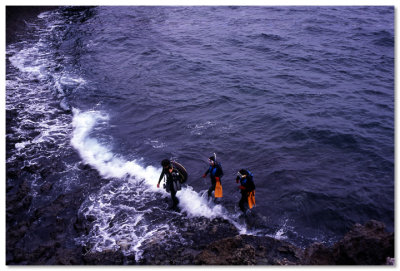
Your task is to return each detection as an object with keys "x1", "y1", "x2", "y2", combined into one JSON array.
[{"x1": 171, "y1": 161, "x2": 188, "y2": 183}]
